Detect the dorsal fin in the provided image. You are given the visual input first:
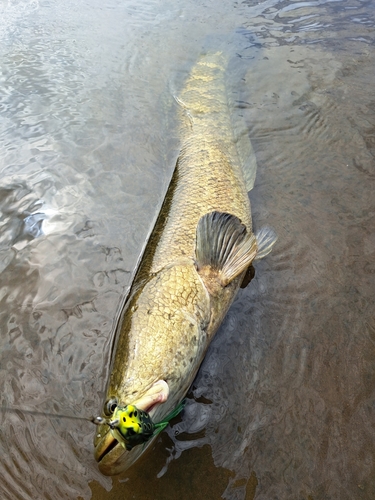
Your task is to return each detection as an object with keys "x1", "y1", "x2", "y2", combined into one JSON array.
[
  {"x1": 234, "y1": 130, "x2": 257, "y2": 191},
  {"x1": 195, "y1": 211, "x2": 257, "y2": 289}
]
